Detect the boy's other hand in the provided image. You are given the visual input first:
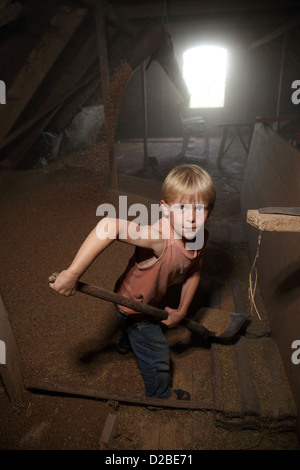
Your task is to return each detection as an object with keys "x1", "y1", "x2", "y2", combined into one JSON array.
[
  {"x1": 161, "y1": 307, "x2": 185, "y2": 328},
  {"x1": 49, "y1": 270, "x2": 78, "y2": 296}
]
